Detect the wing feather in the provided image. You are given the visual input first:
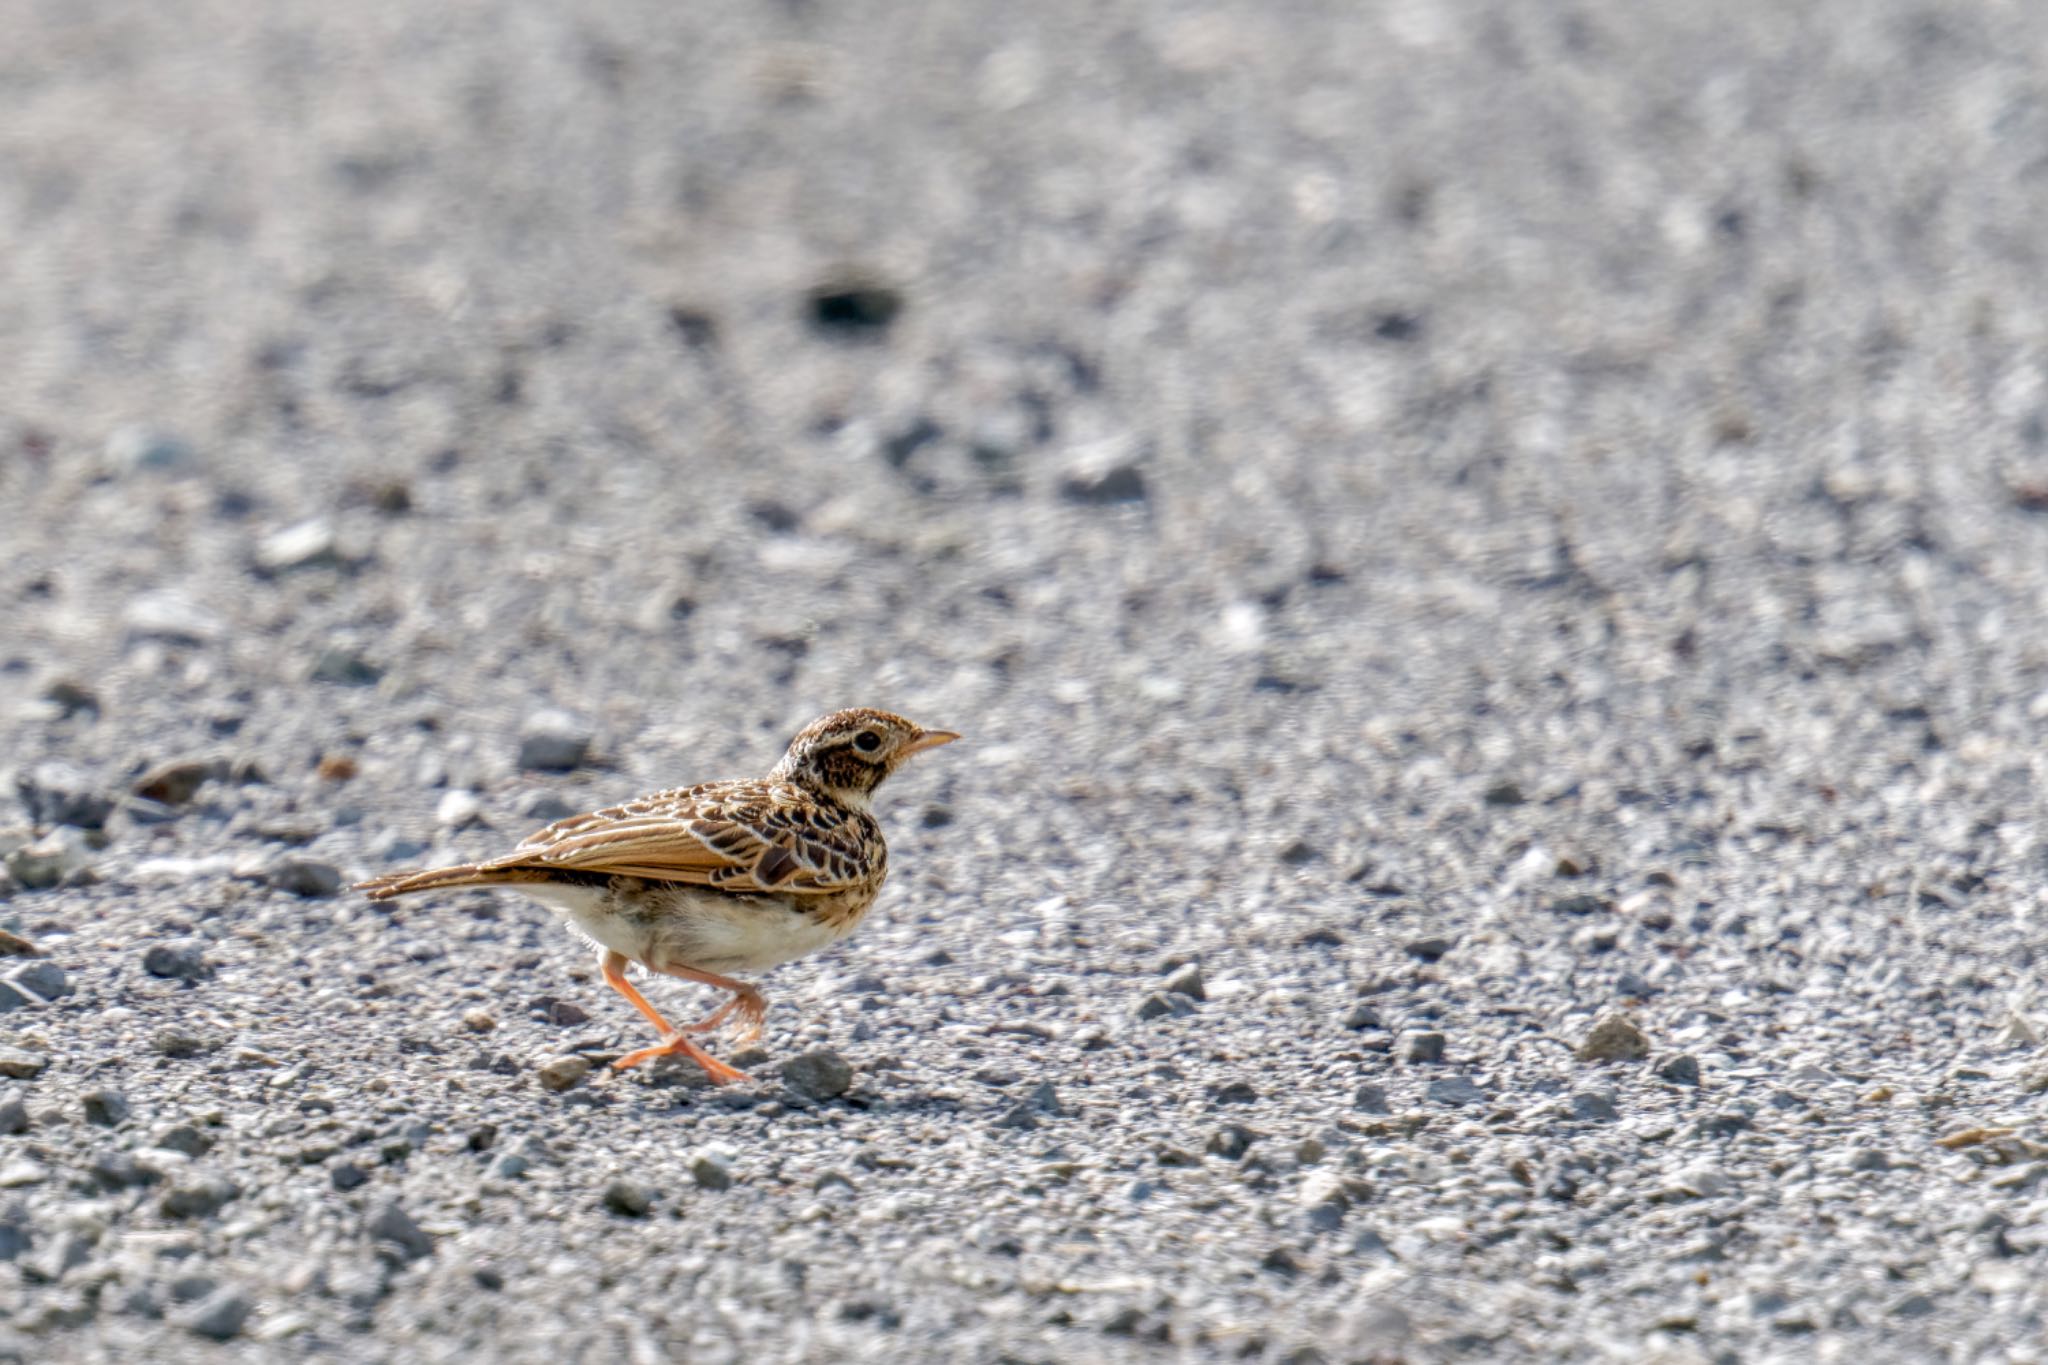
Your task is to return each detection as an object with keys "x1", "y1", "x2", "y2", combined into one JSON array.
[{"x1": 487, "y1": 780, "x2": 871, "y2": 895}]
